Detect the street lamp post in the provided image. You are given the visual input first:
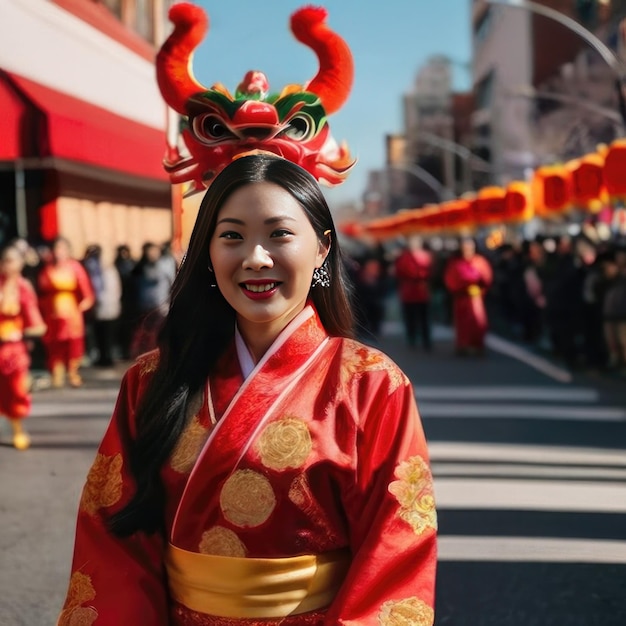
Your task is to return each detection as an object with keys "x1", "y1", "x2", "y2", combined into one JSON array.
[
  {"x1": 485, "y1": 0, "x2": 626, "y2": 127},
  {"x1": 386, "y1": 162, "x2": 457, "y2": 212}
]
